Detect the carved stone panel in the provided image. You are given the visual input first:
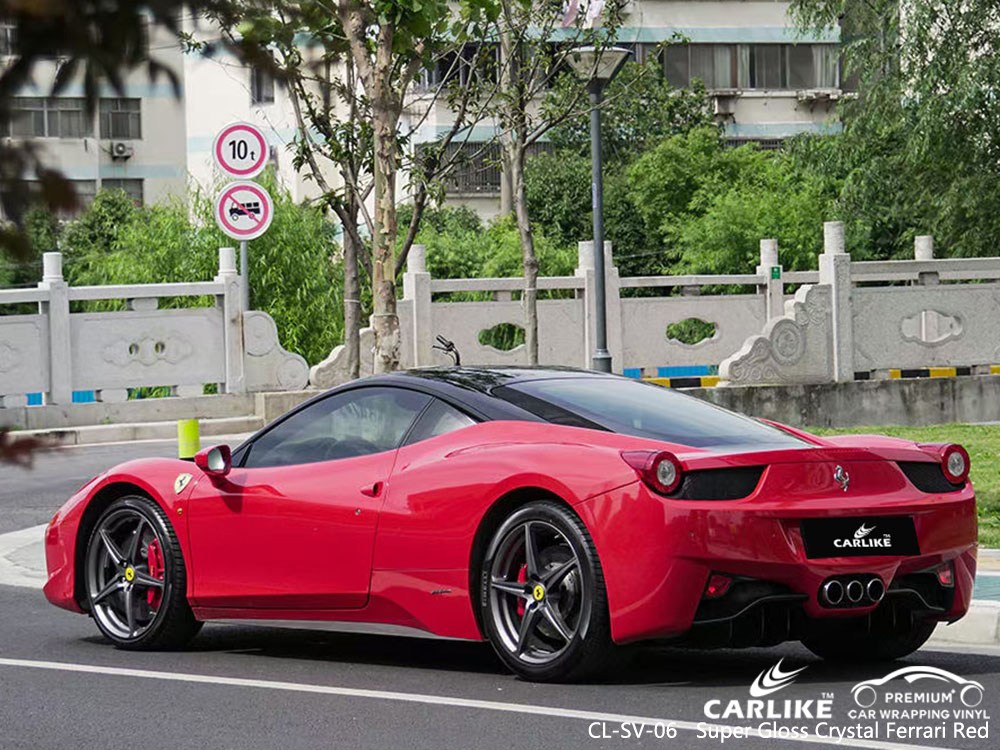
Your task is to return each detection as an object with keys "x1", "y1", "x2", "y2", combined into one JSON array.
[
  {"x1": 719, "y1": 285, "x2": 833, "y2": 385},
  {"x1": 853, "y1": 285, "x2": 1000, "y2": 370},
  {"x1": 0, "y1": 315, "x2": 48, "y2": 397},
  {"x1": 621, "y1": 295, "x2": 765, "y2": 372},
  {"x1": 242, "y1": 311, "x2": 309, "y2": 391},
  {"x1": 71, "y1": 308, "x2": 226, "y2": 389}
]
